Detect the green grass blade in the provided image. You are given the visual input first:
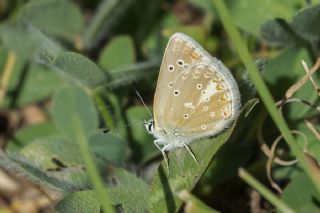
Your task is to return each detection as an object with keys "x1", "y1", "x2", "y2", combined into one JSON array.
[
  {"x1": 239, "y1": 168, "x2": 296, "y2": 213},
  {"x1": 211, "y1": 0, "x2": 320, "y2": 194},
  {"x1": 52, "y1": 86, "x2": 115, "y2": 213}
]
